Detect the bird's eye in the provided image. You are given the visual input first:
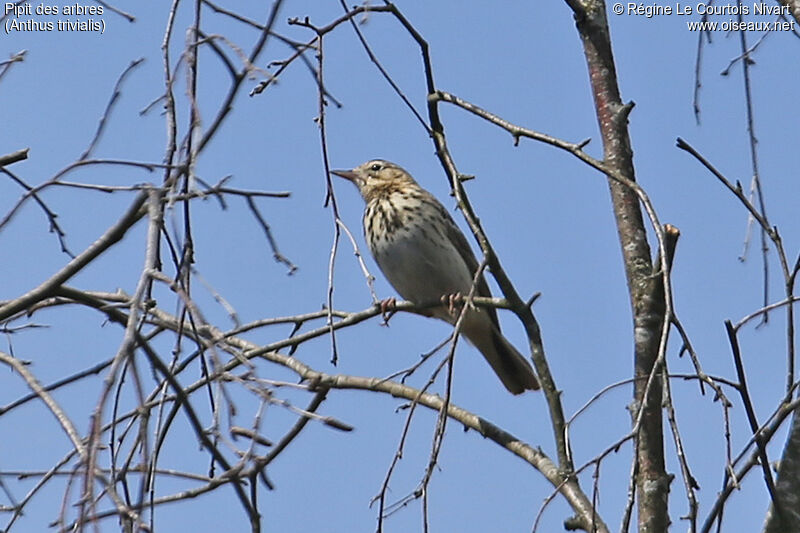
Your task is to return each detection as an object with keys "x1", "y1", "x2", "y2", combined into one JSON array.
[{"x1": 370, "y1": 163, "x2": 382, "y2": 171}]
